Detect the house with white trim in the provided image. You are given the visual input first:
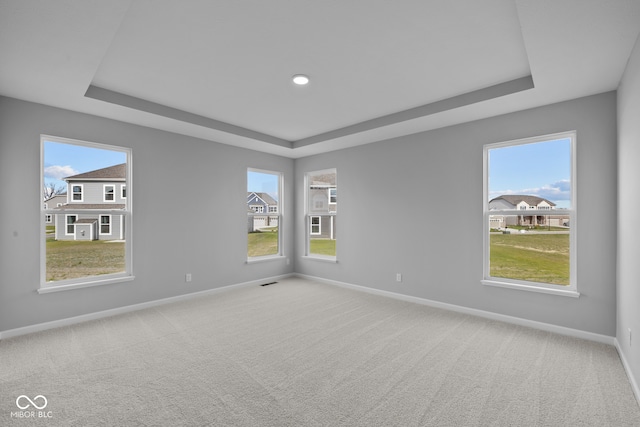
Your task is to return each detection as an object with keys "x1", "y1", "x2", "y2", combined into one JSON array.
[
  {"x1": 489, "y1": 194, "x2": 568, "y2": 228},
  {"x1": 44, "y1": 193, "x2": 67, "y2": 224},
  {"x1": 247, "y1": 192, "x2": 279, "y2": 232},
  {"x1": 52, "y1": 163, "x2": 127, "y2": 241},
  {"x1": 308, "y1": 173, "x2": 337, "y2": 240}
]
